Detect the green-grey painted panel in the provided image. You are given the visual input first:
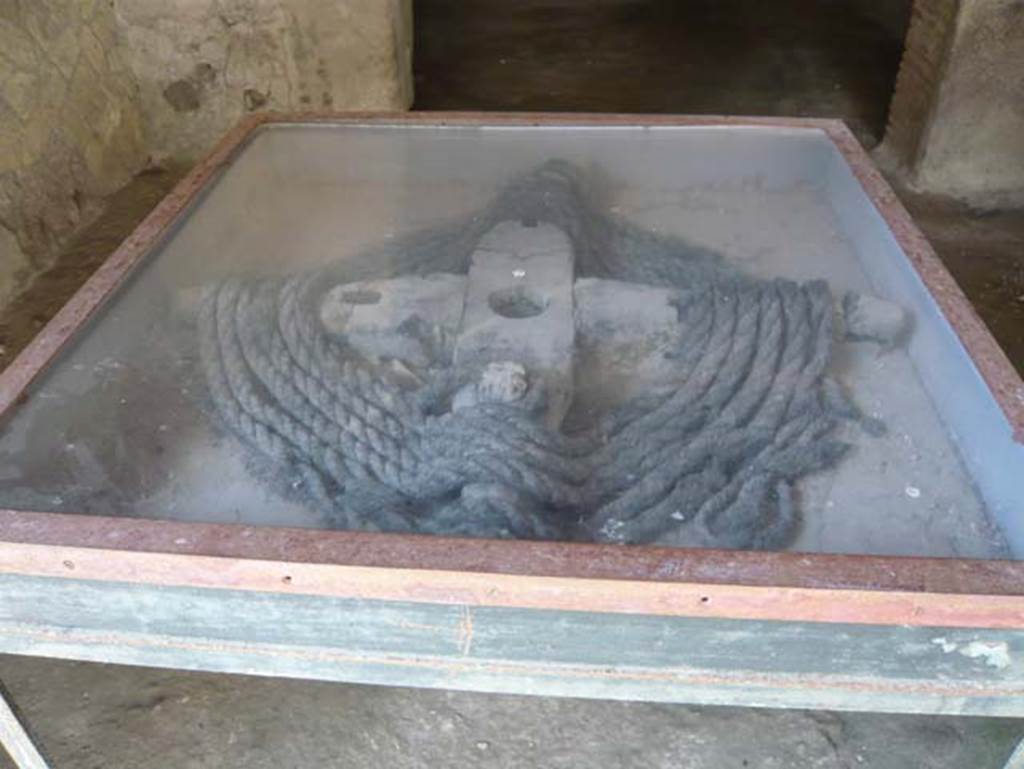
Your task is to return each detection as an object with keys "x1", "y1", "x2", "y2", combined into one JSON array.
[{"x1": 0, "y1": 575, "x2": 1021, "y2": 716}]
